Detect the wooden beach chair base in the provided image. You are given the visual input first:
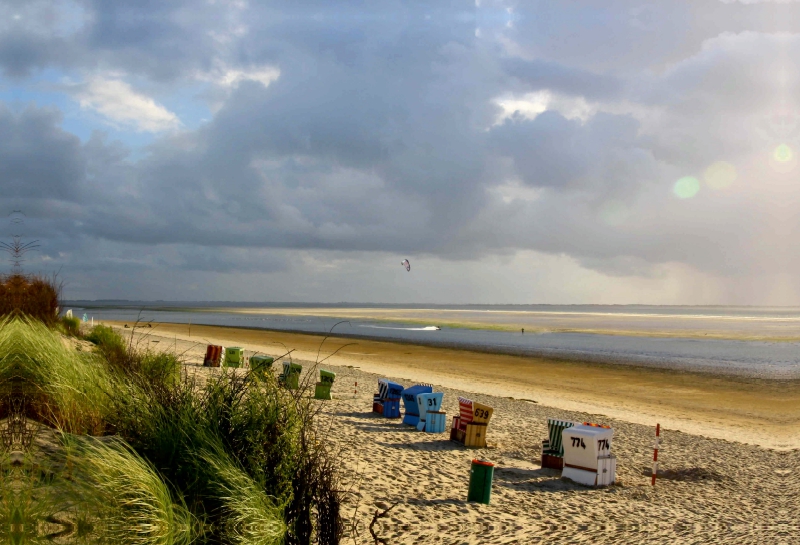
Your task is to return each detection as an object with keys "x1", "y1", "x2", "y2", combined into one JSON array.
[
  {"x1": 314, "y1": 382, "x2": 332, "y2": 400},
  {"x1": 541, "y1": 453, "x2": 565, "y2": 470},
  {"x1": 425, "y1": 411, "x2": 447, "y2": 433},
  {"x1": 465, "y1": 423, "x2": 488, "y2": 448}
]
